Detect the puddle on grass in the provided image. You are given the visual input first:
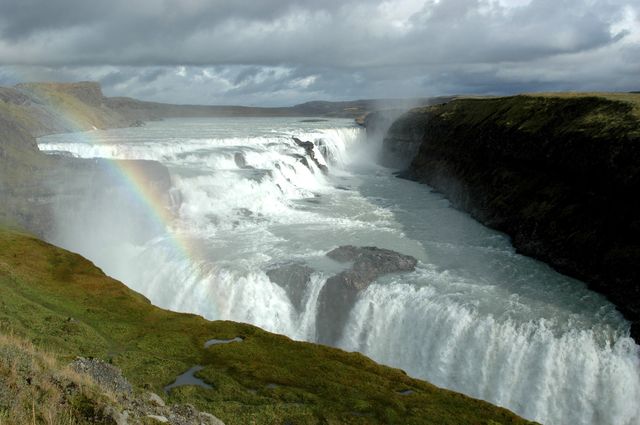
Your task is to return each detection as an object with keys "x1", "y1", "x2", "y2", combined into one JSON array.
[
  {"x1": 164, "y1": 365, "x2": 212, "y2": 394},
  {"x1": 204, "y1": 336, "x2": 244, "y2": 348}
]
